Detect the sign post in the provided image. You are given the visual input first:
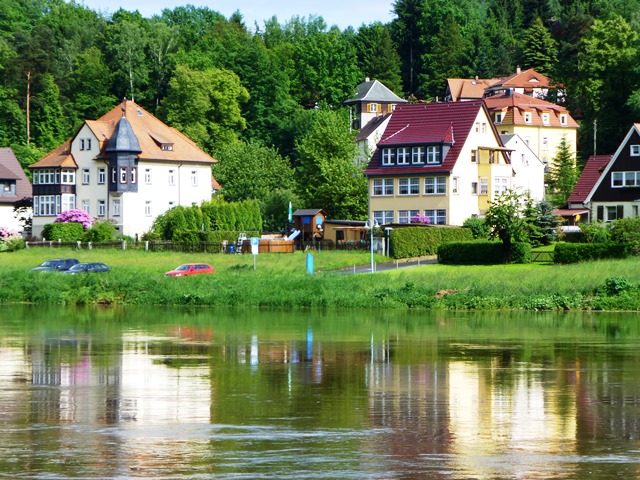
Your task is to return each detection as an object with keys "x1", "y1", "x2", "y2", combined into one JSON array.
[{"x1": 250, "y1": 237, "x2": 259, "y2": 271}]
